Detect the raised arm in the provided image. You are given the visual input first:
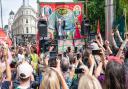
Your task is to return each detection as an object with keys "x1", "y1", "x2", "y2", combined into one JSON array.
[
  {"x1": 105, "y1": 40, "x2": 113, "y2": 55},
  {"x1": 97, "y1": 33, "x2": 104, "y2": 46},
  {"x1": 111, "y1": 32, "x2": 119, "y2": 50},
  {"x1": 116, "y1": 39, "x2": 128, "y2": 58},
  {"x1": 4, "y1": 47, "x2": 11, "y2": 81},
  {"x1": 88, "y1": 54, "x2": 95, "y2": 75},
  {"x1": 115, "y1": 30, "x2": 123, "y2": 43}
]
